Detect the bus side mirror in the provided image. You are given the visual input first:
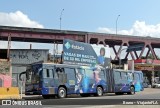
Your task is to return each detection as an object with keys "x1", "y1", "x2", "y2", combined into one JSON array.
[{"x1": 19, "y1": 71, "x2": 27, "y2": 81}]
